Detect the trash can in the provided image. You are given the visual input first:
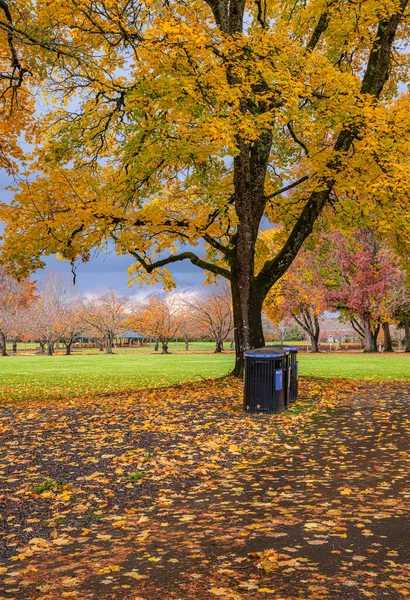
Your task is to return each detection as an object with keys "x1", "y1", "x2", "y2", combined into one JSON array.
[
  {"x1": 268, "y1": 345, "x2": 299, "y2": 403},
  {"x1": 243, "y1": 348, "x2": 285, "y2": 413}
]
